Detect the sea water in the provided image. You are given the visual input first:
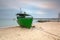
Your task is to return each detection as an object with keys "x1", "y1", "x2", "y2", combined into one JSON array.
[
  {"x1": 0, "y1": 18, "x2": 59, "y2": 28},
  {"x1": 0, "y1": 19, "x2": 18, "y2": 28},
  {"x1": 0, "y1": 19, "x2": 38, "y2": 28}
]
